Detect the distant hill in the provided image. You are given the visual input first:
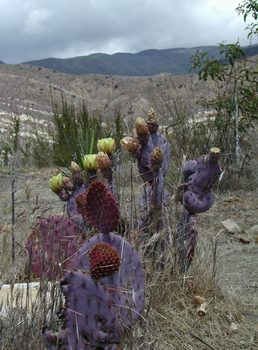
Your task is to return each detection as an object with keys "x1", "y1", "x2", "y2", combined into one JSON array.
[
  {"x1": 23, "y1": 45, "x2": 258, "y2": 76},
  {"x1": 0, "y1": 60, "x2": 4, "y2": 64}
]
